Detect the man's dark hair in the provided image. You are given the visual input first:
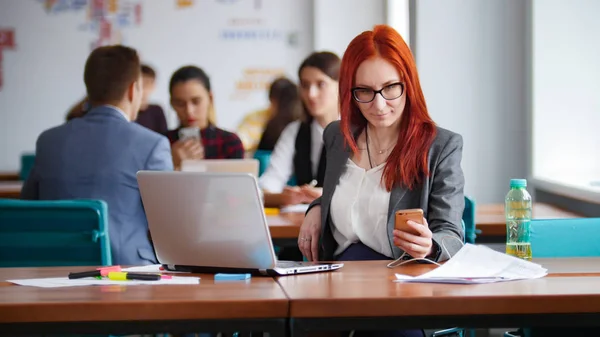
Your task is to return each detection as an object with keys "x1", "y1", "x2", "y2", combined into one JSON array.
[
  {"x1": 84, "y1": 45, "x2": 141, "y2": 105},
  {"x1": 141, "y1": 64, "x2": 156, "y2": 79}
]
